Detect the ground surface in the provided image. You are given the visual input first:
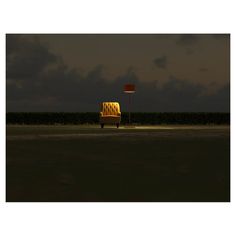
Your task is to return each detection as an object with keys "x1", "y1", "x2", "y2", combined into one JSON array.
[{"x1": 6, "y1": 125, "x2": 230, "y2": 202}]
